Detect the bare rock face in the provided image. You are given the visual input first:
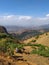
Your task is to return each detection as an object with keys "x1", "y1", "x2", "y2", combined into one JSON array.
[{"x1": 0, "y1": 26, "x2": 7, "y2": 33}]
